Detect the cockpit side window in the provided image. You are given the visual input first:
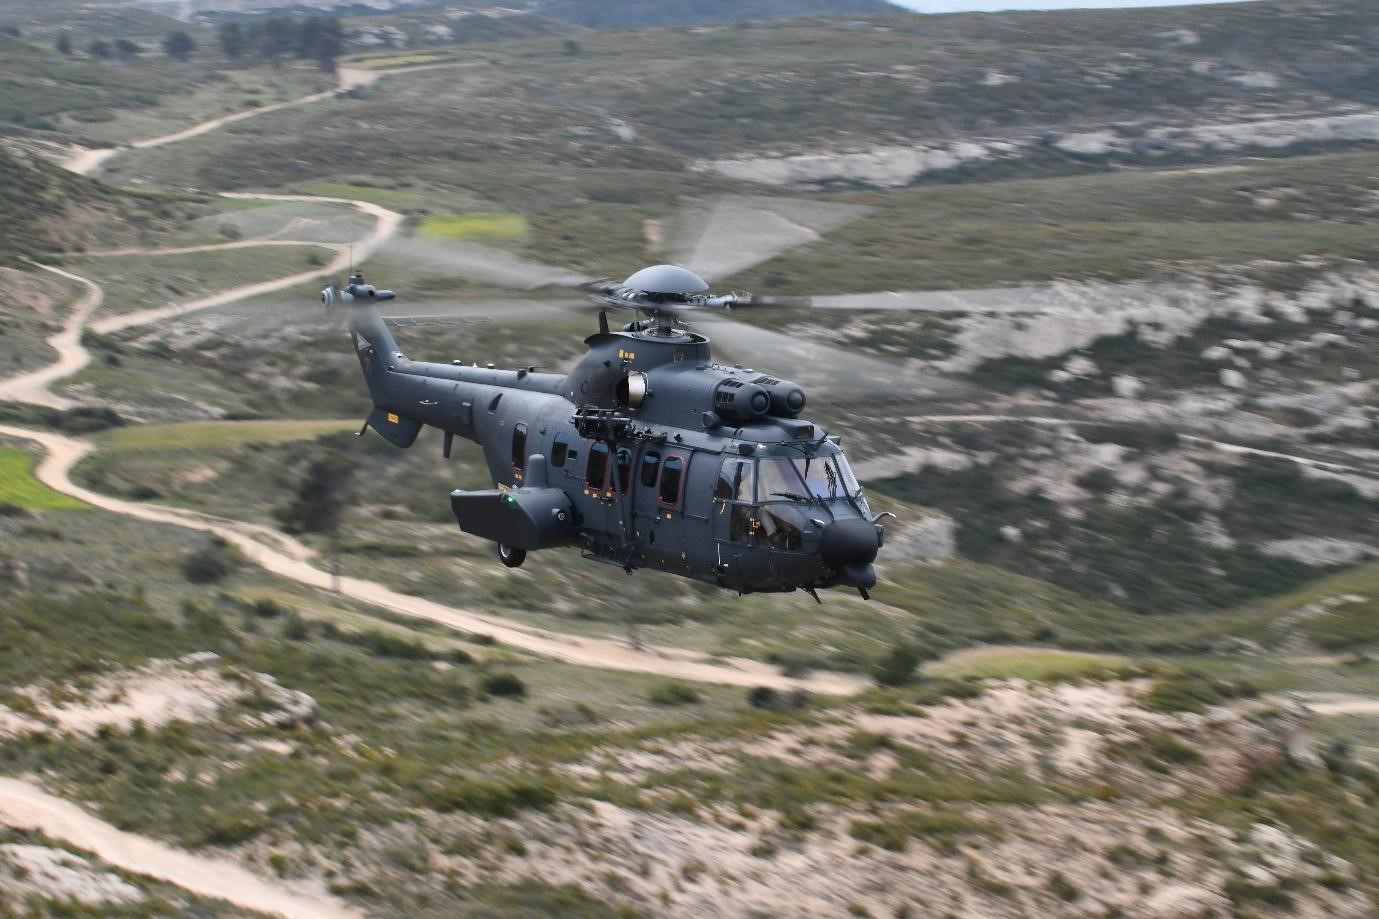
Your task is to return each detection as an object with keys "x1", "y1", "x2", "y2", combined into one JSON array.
[
  {"x1": 715, "y1": 459, "x2": 754, "y2": 503},
  {"x1": 719, "y1": 459, "x2": 758, "y2": 543},
  {"x1": 758, "y1": 505, "x2": 805, "y2": 551}
]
